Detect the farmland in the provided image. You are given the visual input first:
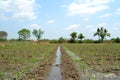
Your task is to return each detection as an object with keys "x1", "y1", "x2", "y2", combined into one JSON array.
[
  {"x1": 0, "y1": 42, "x2": 120, "y2": 80},
  {"x1": 62, "y1": 43, "x2": 120, "y2": 76},
  {"x1": 0, "y1": 42, "x2": 57, "y2": 80}
]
